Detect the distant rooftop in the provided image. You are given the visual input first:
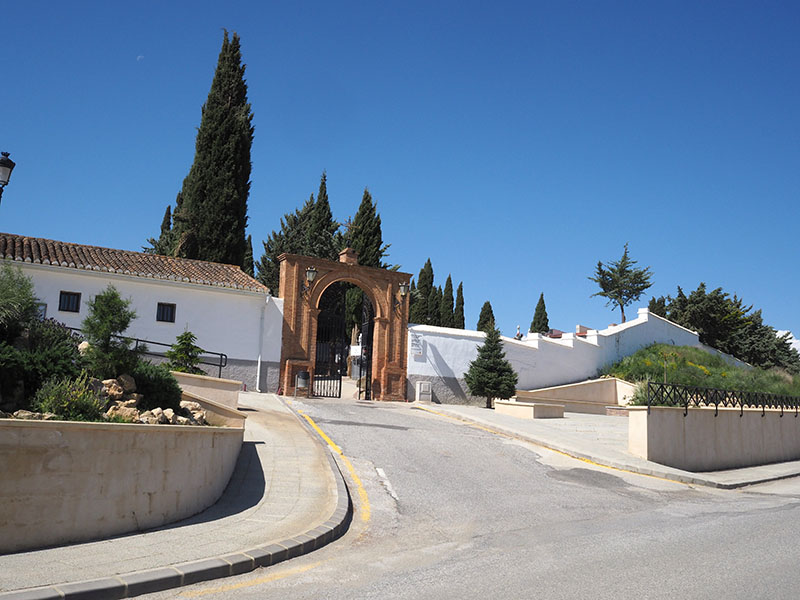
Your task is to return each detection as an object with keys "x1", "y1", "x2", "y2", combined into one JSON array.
[{"x1": 0, "y1": 232, "x2": 269, "y2": 293}]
